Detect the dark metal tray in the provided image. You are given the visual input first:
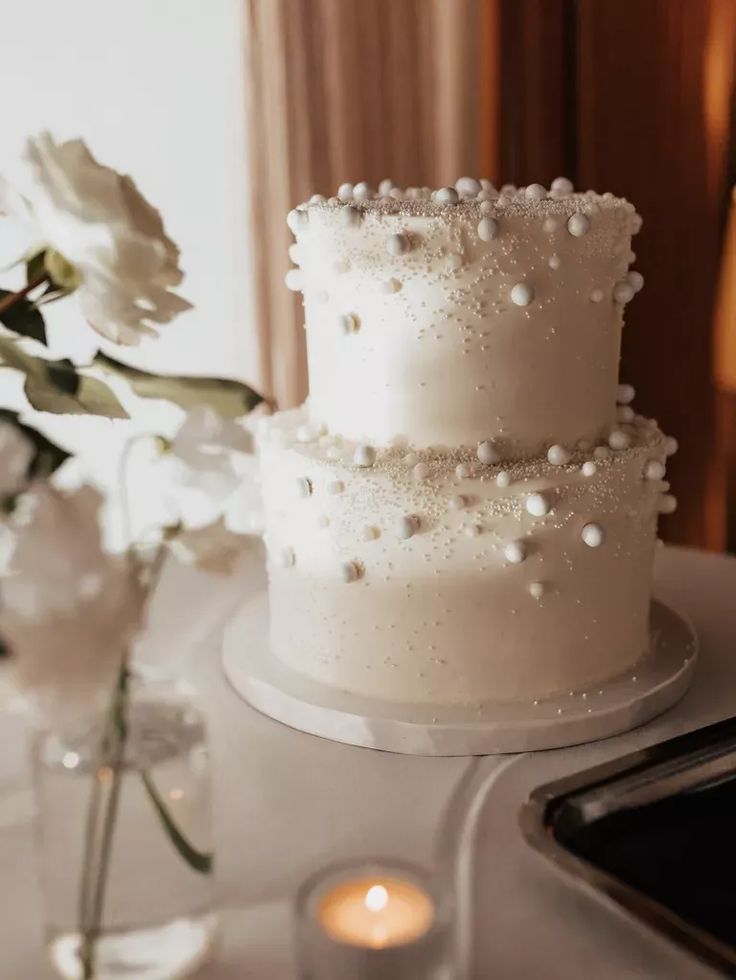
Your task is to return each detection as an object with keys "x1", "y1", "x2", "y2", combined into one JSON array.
[{"x1": 520, "y1": 716, "x2": 736, "y2": 977}]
